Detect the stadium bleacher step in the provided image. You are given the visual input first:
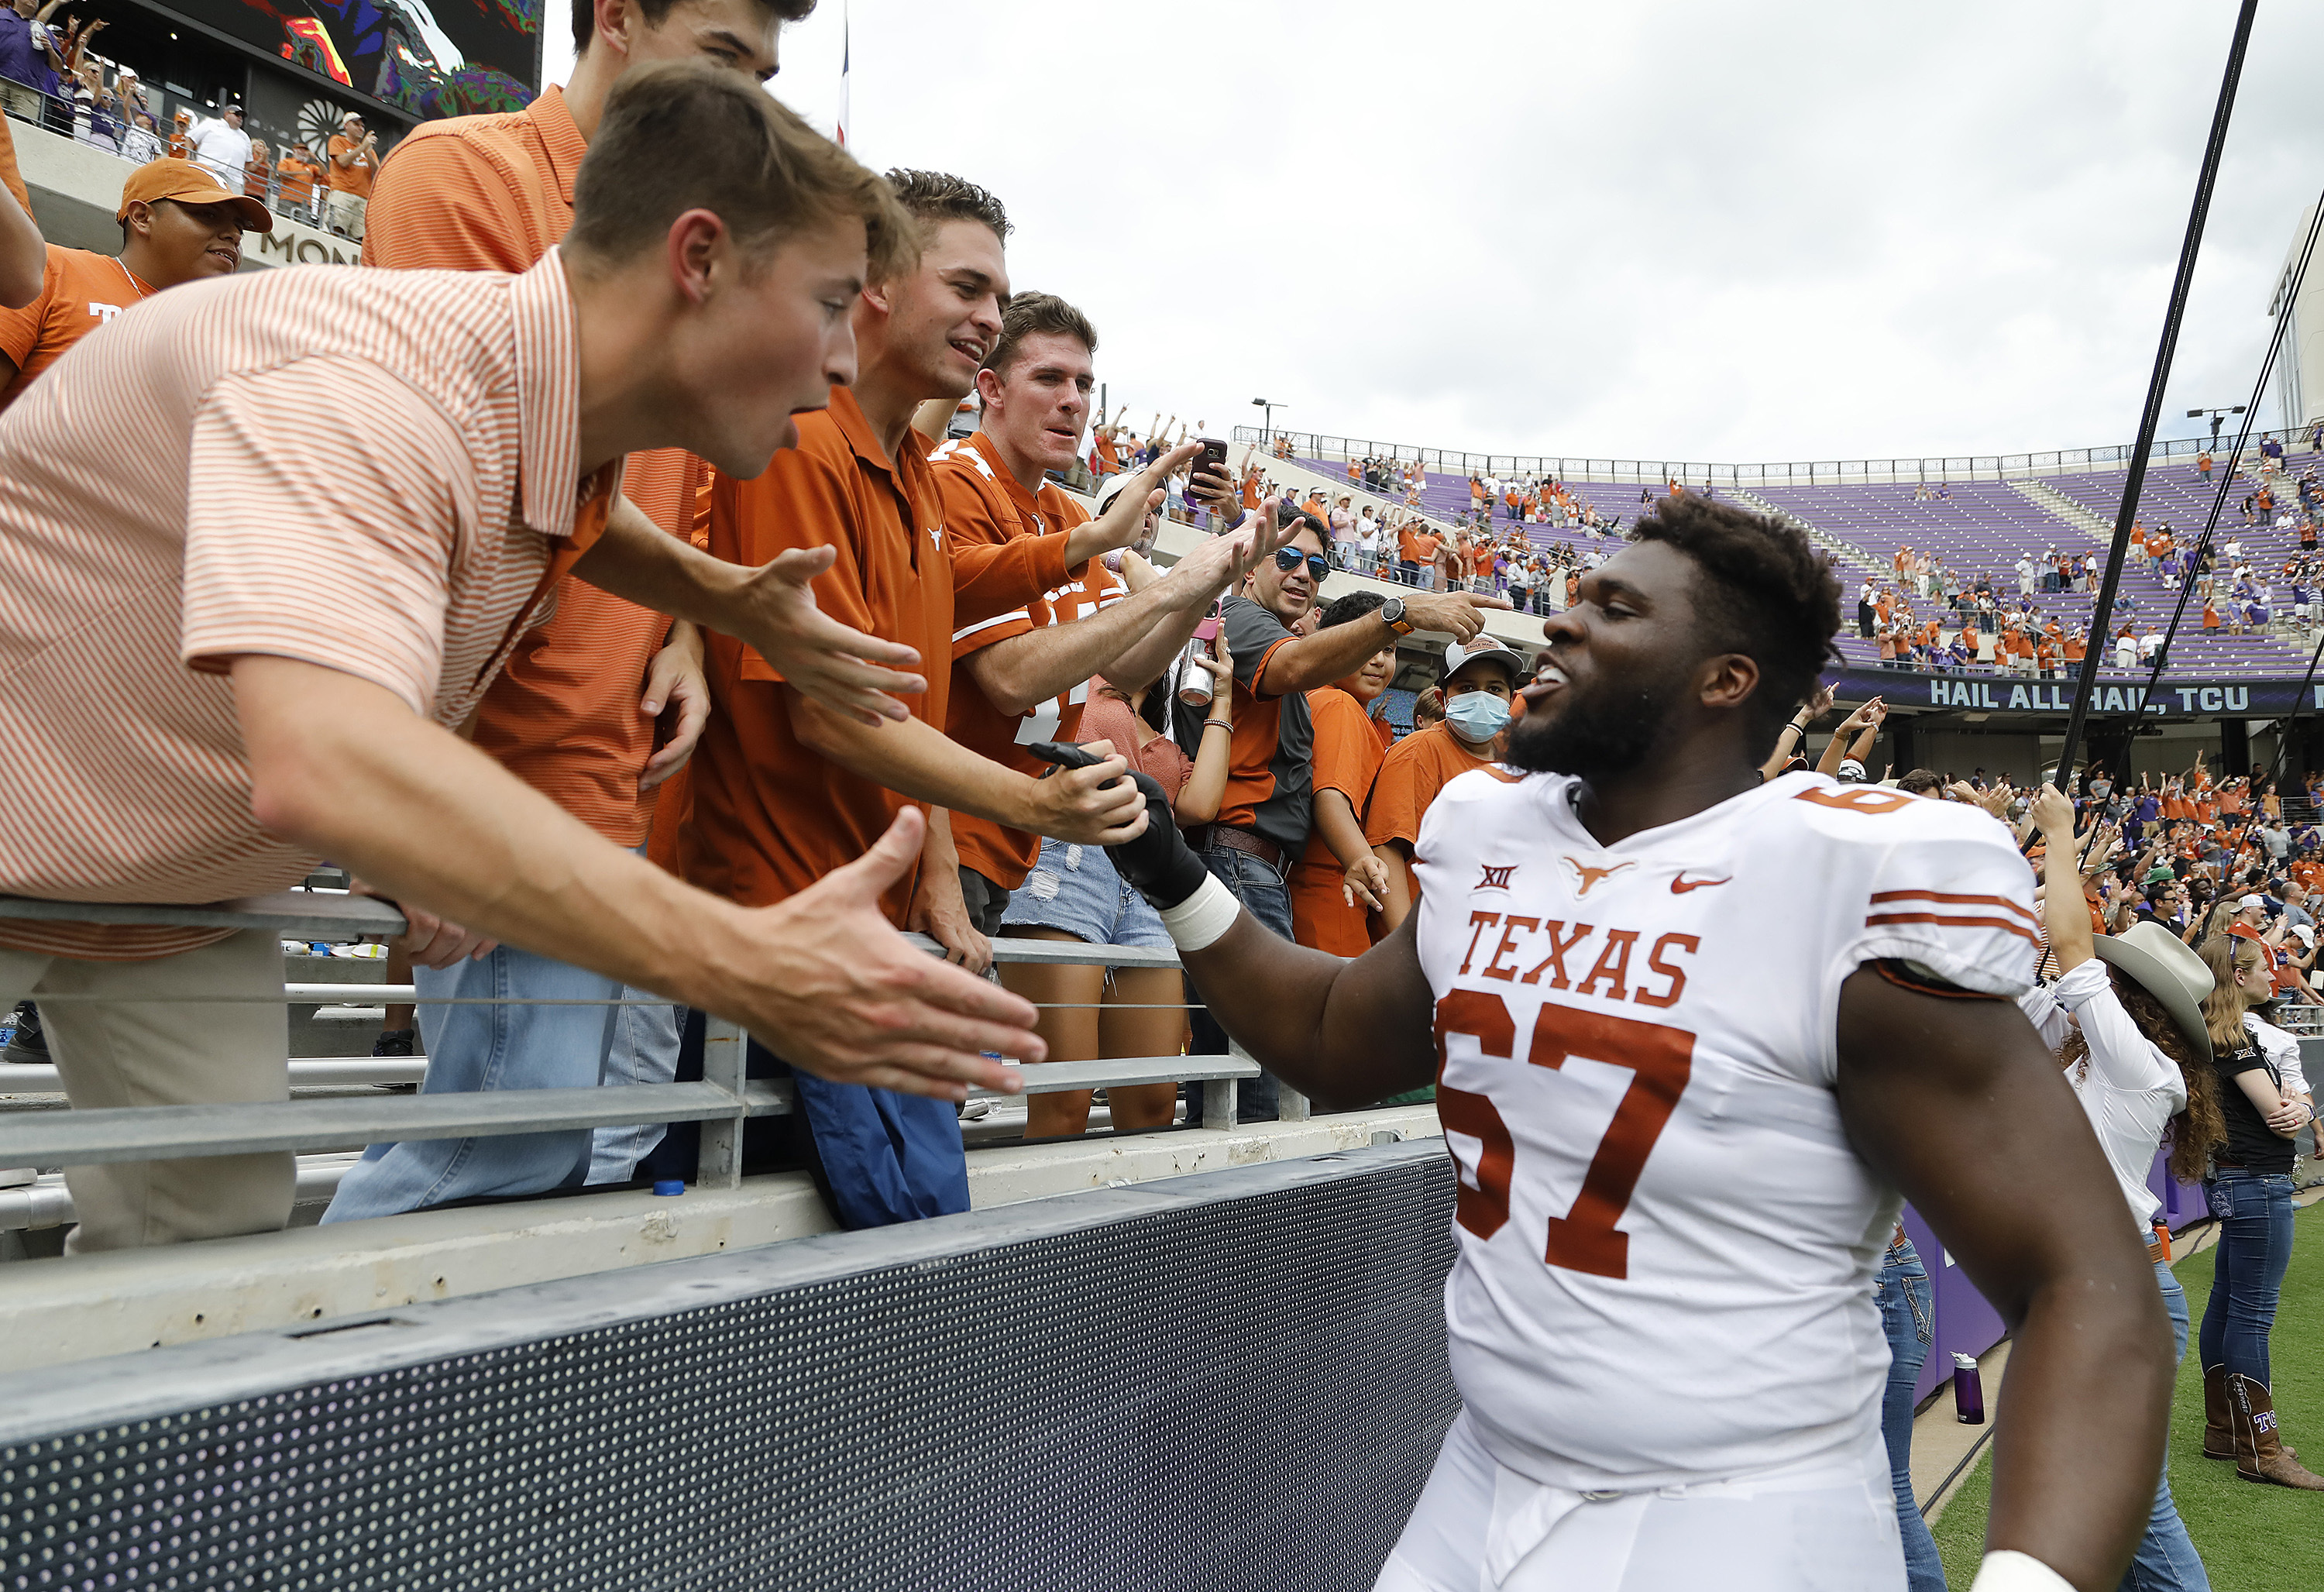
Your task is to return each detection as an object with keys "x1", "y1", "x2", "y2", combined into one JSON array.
[
  {"x1": 1724, "y1": 487, "x2": 1876, "y2": 574},
  {"x1": 2010, "y1": 478, "x2": 2112, "y2": 542}
]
